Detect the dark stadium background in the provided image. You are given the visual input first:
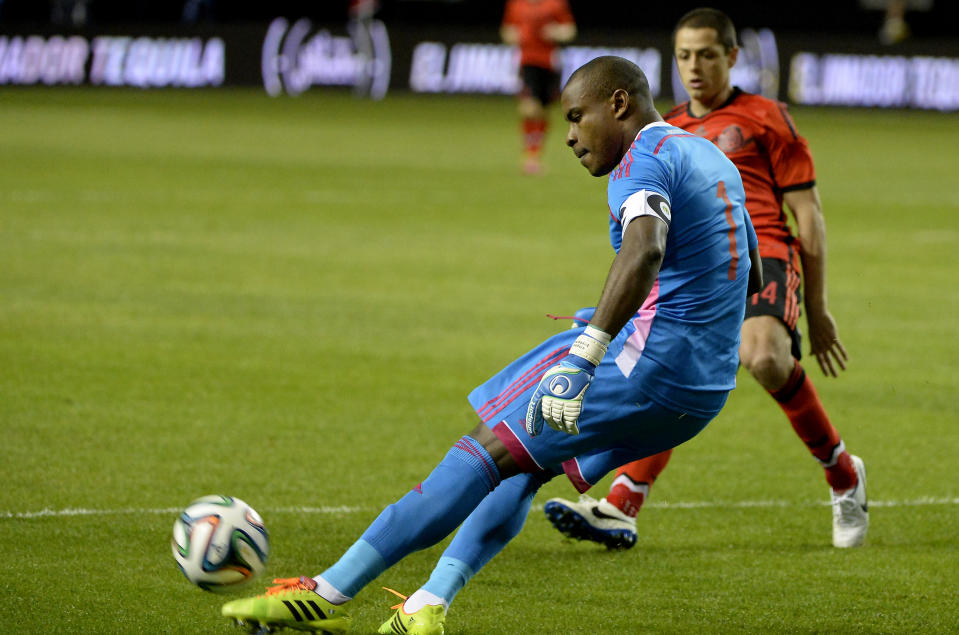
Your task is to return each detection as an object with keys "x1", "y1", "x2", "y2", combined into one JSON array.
[{"x1": 1, "y1": 0, "x2": 957, "y2": 38}]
